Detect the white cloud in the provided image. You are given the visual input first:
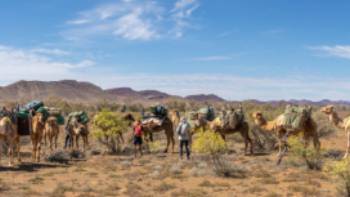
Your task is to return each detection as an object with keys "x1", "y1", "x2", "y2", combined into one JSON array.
[
  {"x1": 64, "y1": 0, "x2": 199, "y2": 41},
  {"x1": 171, "y1": 0, "x2": 200, "y2": 38},
  {"x1": 309, "y1": 45, "x2": 350, "y2": 59},
  {"x1": 31, "y1": 48, "x2": 71, "y2": 56},
  {"x1": 113, "y1": 8, "x2": 158, "y2": 40},
  {"x1": 0, "y1": 45, "x2": 94, "y2": 82},
  {"x1": 193, "y1": 55, "x2": 232, "y2": 61}
]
